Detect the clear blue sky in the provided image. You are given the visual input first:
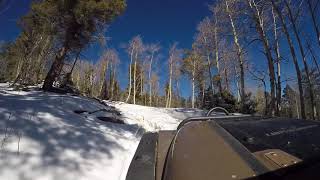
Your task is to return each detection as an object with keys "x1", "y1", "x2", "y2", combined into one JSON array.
[{"x1": 0, "y1": 0, "x2": 316, "y2": 98}]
